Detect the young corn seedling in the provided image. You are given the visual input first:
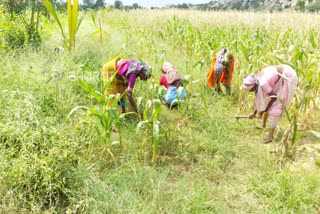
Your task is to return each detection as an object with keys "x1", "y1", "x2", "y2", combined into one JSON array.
[
  {"x1": 276, "y1": 96, "x2": 299, "y2": 170},
  {"x1": 68, "y1": 64, "x2": 124, "y2": 144},
  {"x1": 136, "y1": 98, "x2": 163, "y2": 164},
  {"x1": 136, "y1": 82, "x2": 165, "y2": 164}
]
